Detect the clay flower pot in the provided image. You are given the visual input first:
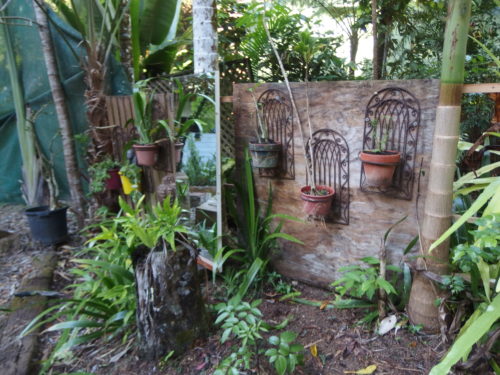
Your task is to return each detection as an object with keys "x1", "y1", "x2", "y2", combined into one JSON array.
[
  {"x1": 248, "y1": 141, "x2": 281, "y2": 168},
  {"x1": 133, "y1": 144, "x2": 159, "y2": 166},
  {"x1": 359, "y1": 150, "x2": 401, "y2": 188},
  {"x1": 105, "y1": 168, "x2": 122, "y2": 190},
  {"x1": 300, "y1": 185, "x2": 335, "y2": 217}
]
